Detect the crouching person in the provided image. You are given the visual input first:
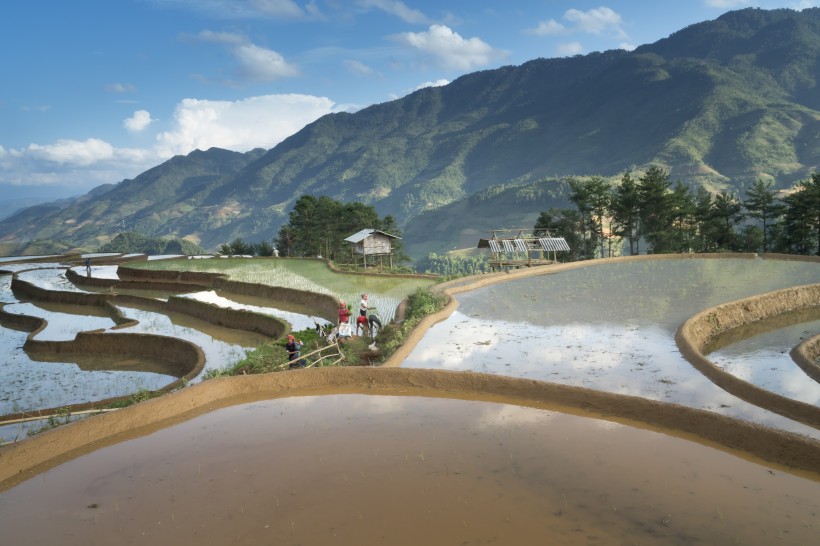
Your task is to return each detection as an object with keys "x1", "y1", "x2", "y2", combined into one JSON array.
[{"x1": 285, "y1": 334, "x2": 305, "y2": 369}]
